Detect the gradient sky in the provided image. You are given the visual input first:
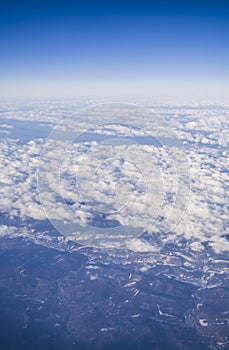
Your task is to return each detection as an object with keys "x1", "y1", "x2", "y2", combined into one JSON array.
[{"x1": 1, "y1": 0, "x2": 229, "y2": 101}]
